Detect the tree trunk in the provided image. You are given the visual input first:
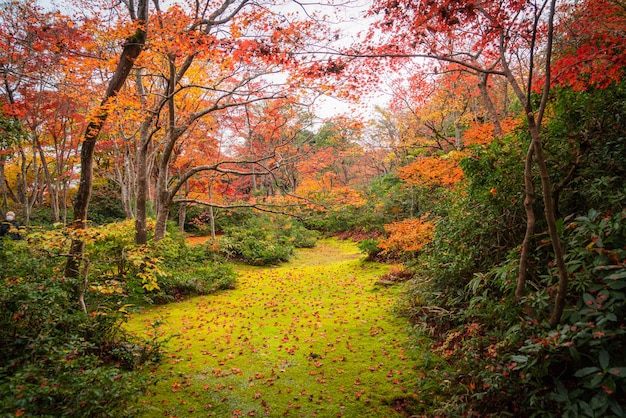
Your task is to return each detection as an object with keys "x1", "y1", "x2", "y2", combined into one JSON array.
[
  {"x1": 477, "y1": 73, "x2": 503, "y2": 137},
  {"x1": 154, "y1": 188, "x2": 170, "y2": 241},
  {"x1": 65, "y1": 2, "x2": 148, "y2": 278},
  {"x1": 208, "y1": 183, "x2": 216, "y2": 239},
  {"x1": 135, "y1": 123, "x2": 152, "y2": 244},
  {"x1": 152, "y1": 55, "x2": 178, "y2": 241},
  {"x1": 516, "y1": 143, "x2": 535, "y2": 302},
  {"x1": 0, "y1": 157, "x2": 9, "y2": 209},
  {"x1": 37, "y1": 138, "x2": 60, "y2": 222},
  {"x1": 178, "y1": 179, "x2": 188, "y2": 232}
]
